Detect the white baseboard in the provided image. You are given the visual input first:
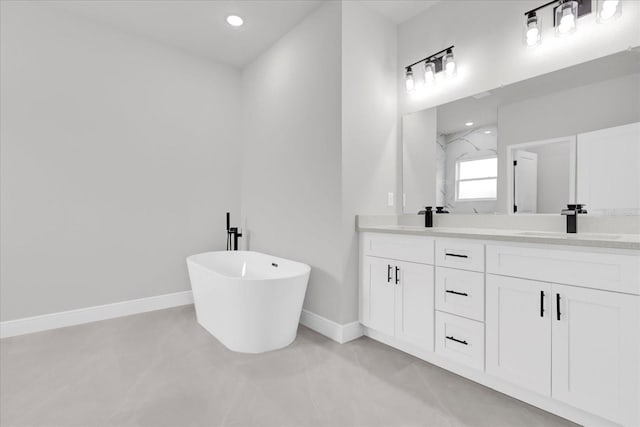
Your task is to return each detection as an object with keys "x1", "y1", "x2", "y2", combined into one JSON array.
[
  {"x1": 299, "y1": 309, "x2": 363, "y2": 344},
  {"x1": 0, "y1": 291, "x2": 194, "y2": 339}
]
